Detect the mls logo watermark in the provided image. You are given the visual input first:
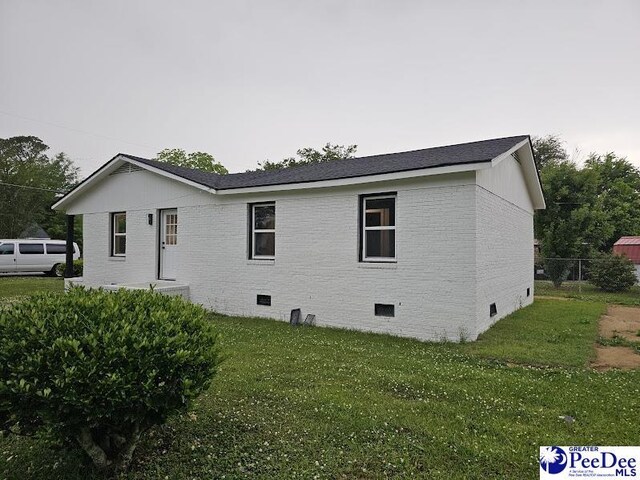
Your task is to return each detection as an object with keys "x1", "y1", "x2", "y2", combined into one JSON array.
[
  {"x1": 540, "y1": 447, "x2": 568, "y2": 475},
  {"x1": 540, "y1": 446, "x2": 639, "y2": 479}
]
